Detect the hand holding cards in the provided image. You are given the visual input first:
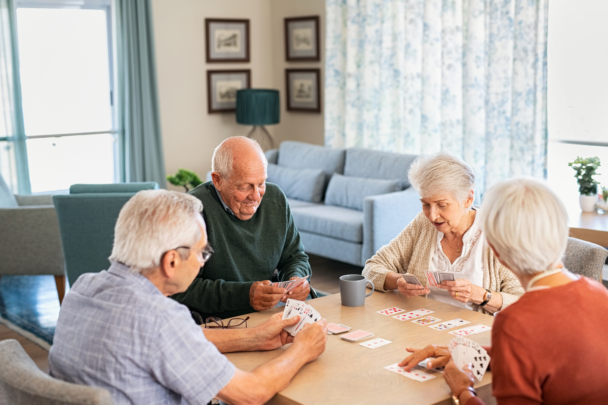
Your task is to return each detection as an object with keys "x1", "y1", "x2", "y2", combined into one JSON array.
[
  {"x1": 448, "y1": 336, "x2": 490, "y2": 381},
  {"x1": 425, "y1": 271, "x2": 455, "y2": 287},
  {"x1": 282, "y1": 299, "x2": 321, "y2": 336}
]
